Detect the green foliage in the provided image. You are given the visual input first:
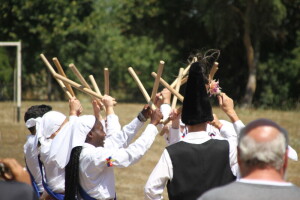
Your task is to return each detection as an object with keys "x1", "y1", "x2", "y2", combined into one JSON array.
[
  {"x1": 0, "y1": 48, "x2": 13, "y2": 100},
  {"x1": 256, "y1": 31, "x2": 300, "y2": 109},
  {"x1": 0, "y1": 0, "x2": 299, "y2": 108}
]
